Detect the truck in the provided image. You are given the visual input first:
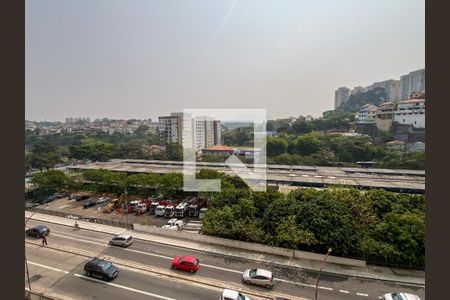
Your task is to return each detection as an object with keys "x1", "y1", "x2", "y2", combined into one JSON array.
[
  {"x1": 103, "y1": 198, "x2": 120, "y2": 213},
  {"x1": 188, "y1": 204, "x2": 199, "y2": 217},
  {"x1": 149, "y1": 201, "x2": 159, "y2": 214},
  {"x1": 175, "y1": 202, "x2": 189, "y2": 218},
  {"x1": 155, "y1": 205, "x2": 166, "y2": 217},
  {"x1": 164, "y1": 205, "x2": 175, "y2": 218},
  {"x1": 136, "y1": 202, "x2": 148, "y2": 214},
  {"x1": 128, "y1": 200, "x2": 140, "y2": 213}
]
